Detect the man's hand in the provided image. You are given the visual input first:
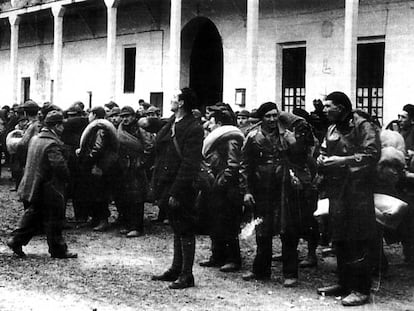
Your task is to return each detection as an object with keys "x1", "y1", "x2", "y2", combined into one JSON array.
[
  {"x1": 322, "y1": 156, "x2": 347, "y2": 167},
  {"x1": 284, "y1": 129, "x2": 296, "y2": 145},
  {"x1": 168, "y1": 196, "x2": 180, "y2": 209},
  {"x1": 244, "y1": 193, "x2": 255, "y2": 207}
]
